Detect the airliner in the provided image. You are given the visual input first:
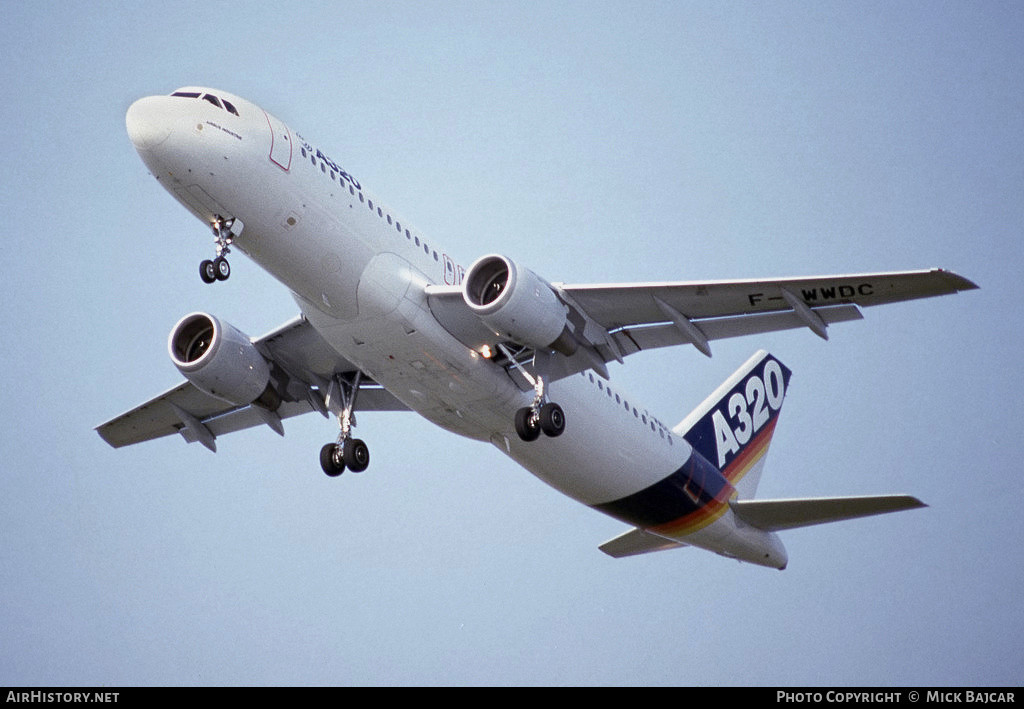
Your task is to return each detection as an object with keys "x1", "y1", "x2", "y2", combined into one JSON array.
[{"x1": 97, "y1": 87, "x2": 977, "y2": 568}]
